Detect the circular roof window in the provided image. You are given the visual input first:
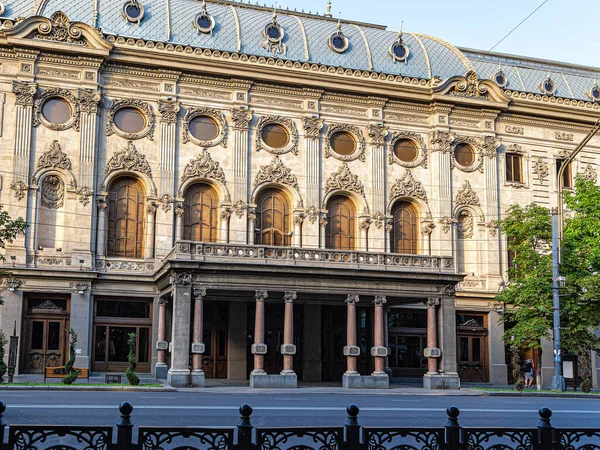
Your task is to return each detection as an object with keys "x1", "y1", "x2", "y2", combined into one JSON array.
[
  {"x1": 189, "y1": 116, "x2": 219, "y2": 142},
  {"x1": 265, "y1": 23, "x2": 283, "y2": 42},
  {"x1": 330, "y1": 131, "x2": 356, "y2": 156},
  {"x1": 393, "y1": 139, "x2": 418, "y2": 163},
  {"x1": 540, "y1": 77, "x2": 556, "y2": 95},
  {"x1": 122, "y1": 0, "x2": 144, "y2": 24},
  {"x1": 588, "y1": 83, "x2": 600, "y2": 102},
  {"x1": 454, "y1": 144, "x2": 475, "y2": 167},
  {"x1": 329, "y1": 22, "x2": 349, "y2": 54},
  {"x1": 261, "y1": 123, "x2": 290, "y2": 149},
  {"x1": 389, "y1": 33, "x2": 409, "y2": 63},
  {"x1": 493, "y1": 70, "x2": 508, "y2": 88},
  {"x1": 42, "y1": 98, "x2": 72, "y2": 125},
  {"x1": 114, "y1": 107, "x2": 146, "y2": 134},
  {"x1": 193, "y1": 1, "x2": 215, "y2": 34}
]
